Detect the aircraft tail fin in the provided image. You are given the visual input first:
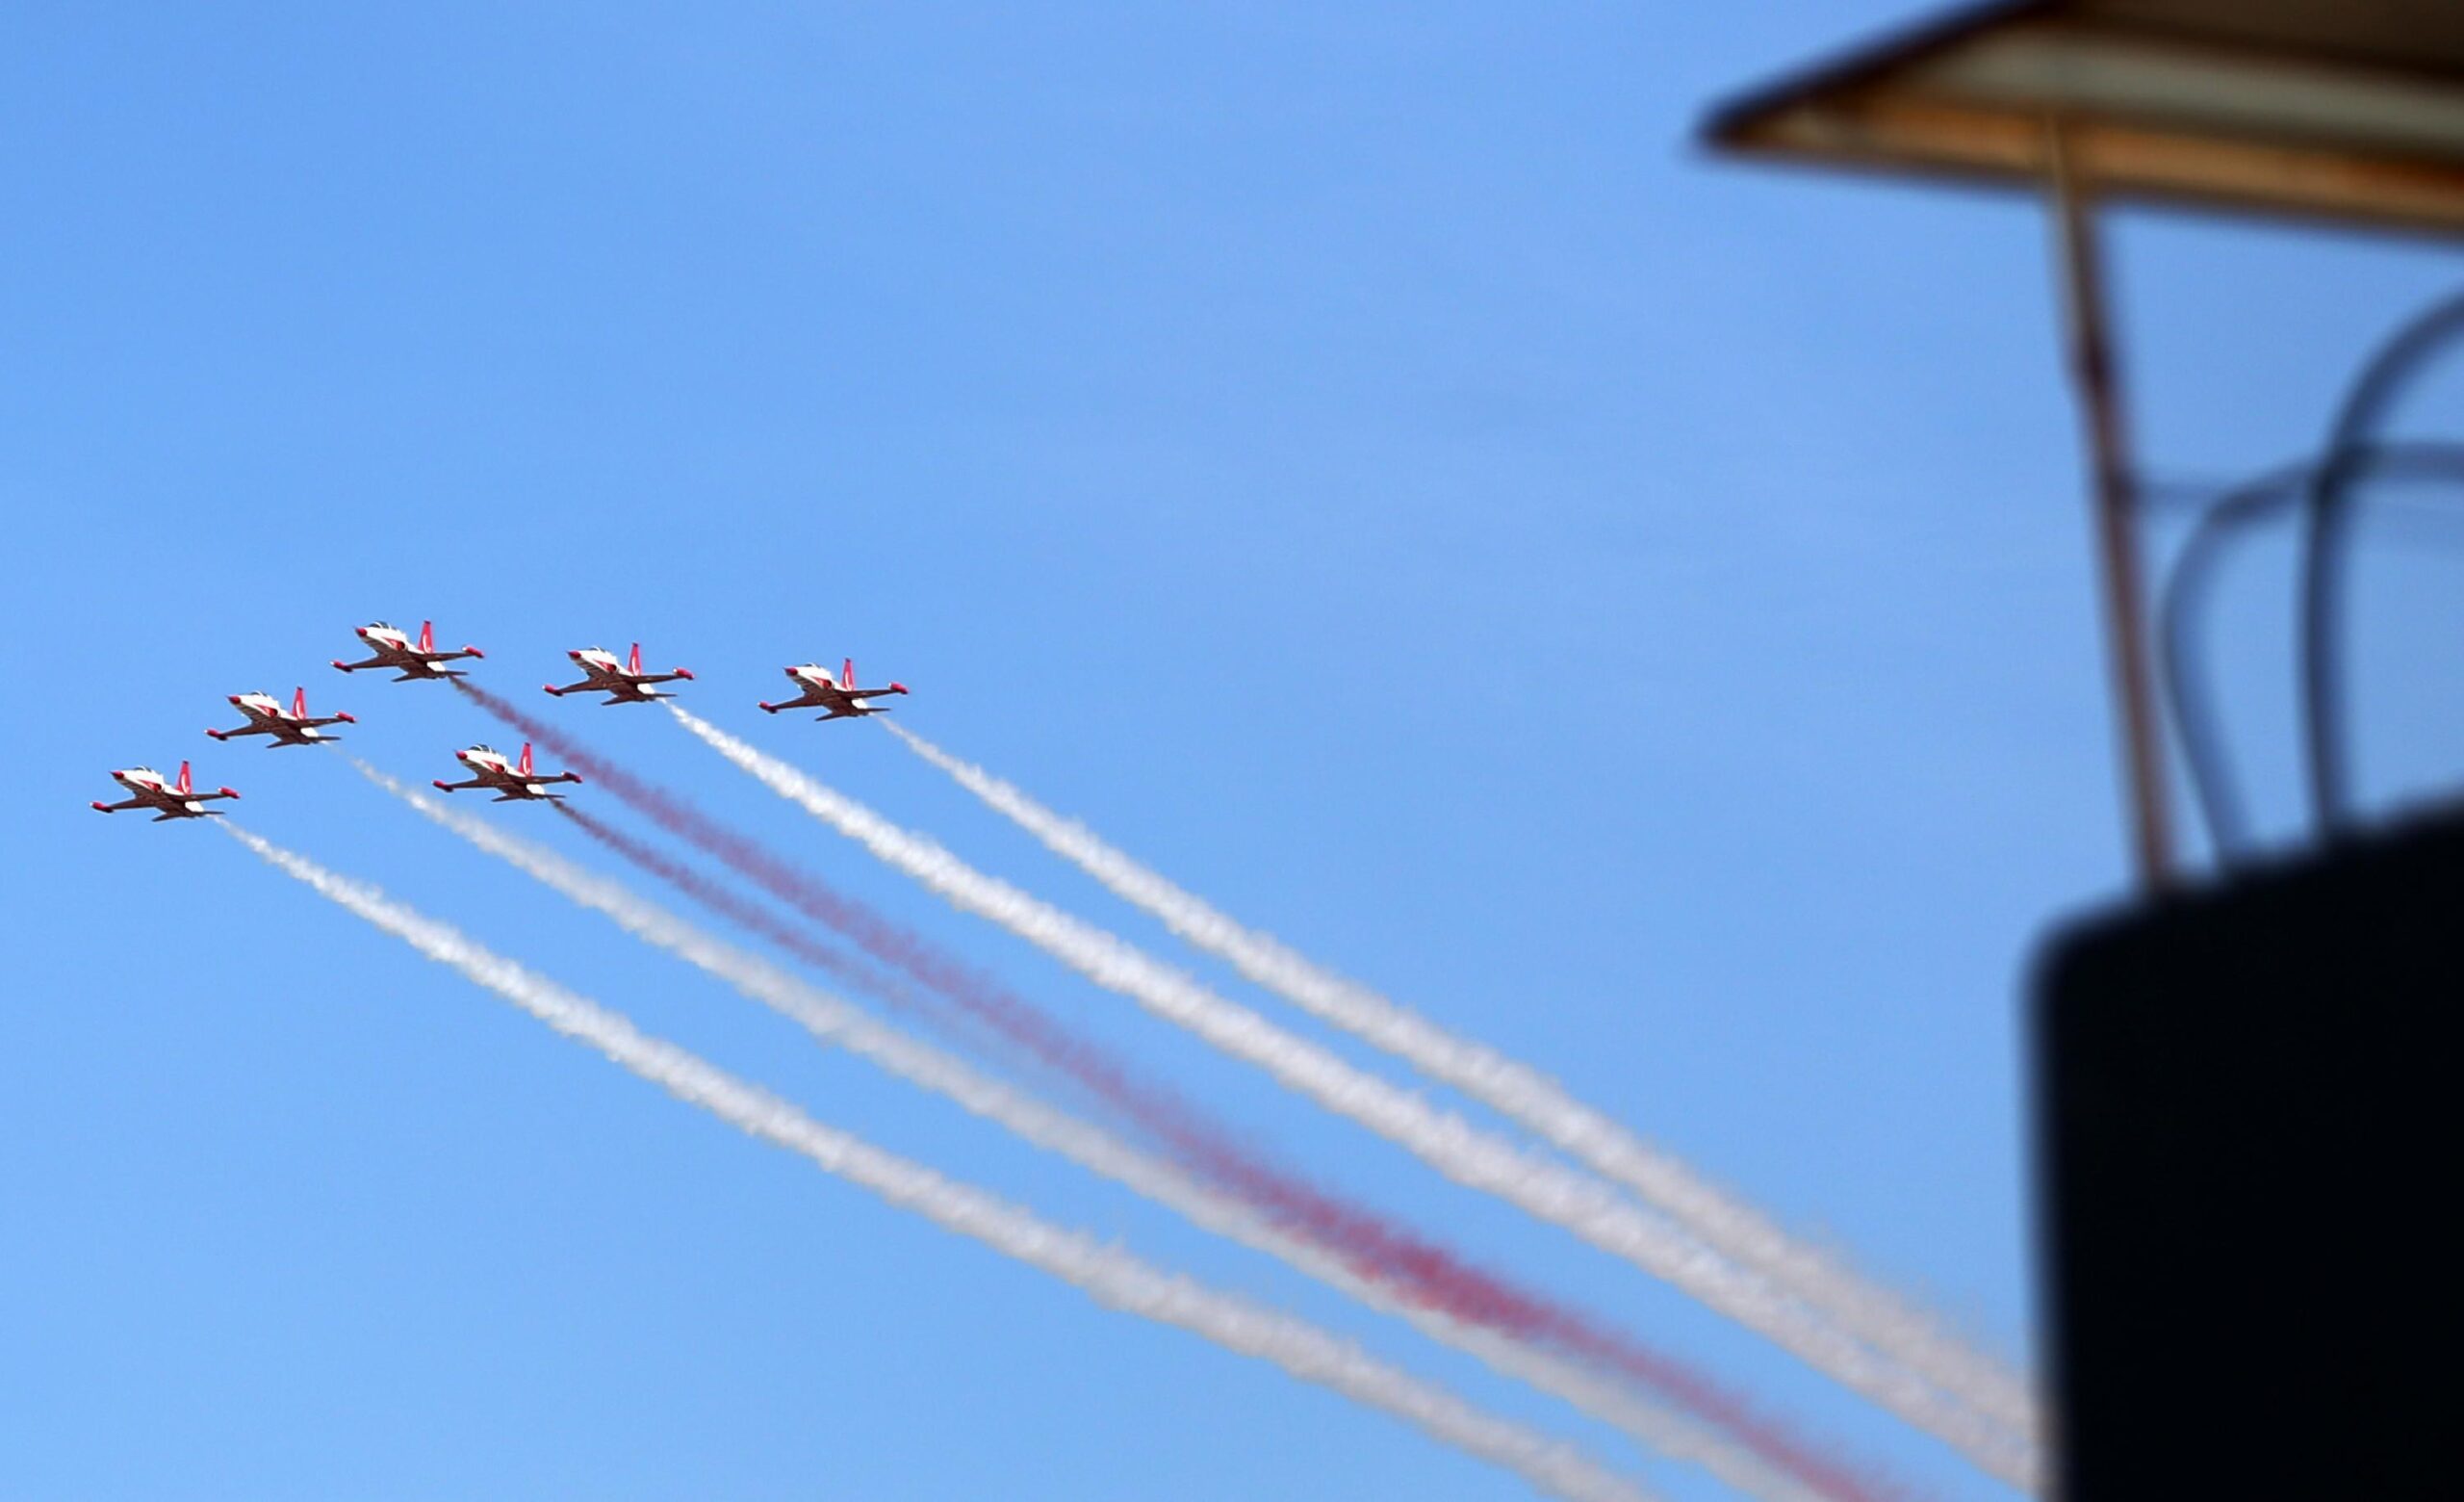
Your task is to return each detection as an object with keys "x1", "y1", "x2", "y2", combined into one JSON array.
[
  {"x1": 518, "y1": 742, "x2": 535, "y2": 776},
  {"x1": 418, "y1": 620, "x2": 436, "y2": 653},
  {"x1": 176, "y1": 762, "x2": 193, "y2": 795},
  {"x1": 292, "y1": 686, "x2": 308, "y2": 719},
  {"x1": 628, "y1": 642, "x2": 642, "y2": 676}
]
